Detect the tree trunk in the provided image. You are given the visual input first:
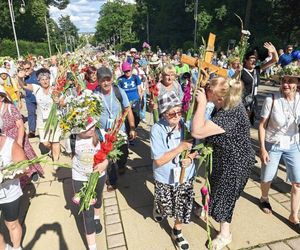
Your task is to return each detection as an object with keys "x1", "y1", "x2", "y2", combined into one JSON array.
[{"x1": 244, "y1": 0, "x2": 252, "y2": 29}]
